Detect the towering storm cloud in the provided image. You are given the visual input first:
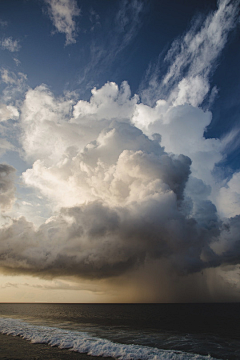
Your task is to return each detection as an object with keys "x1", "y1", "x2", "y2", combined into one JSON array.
[
  {"x1": 0, "y1": 0, "x2": 240, "y2": 302},
  {"x1": 0, "y1": 81, "x2": 238, "y2": 283}
]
